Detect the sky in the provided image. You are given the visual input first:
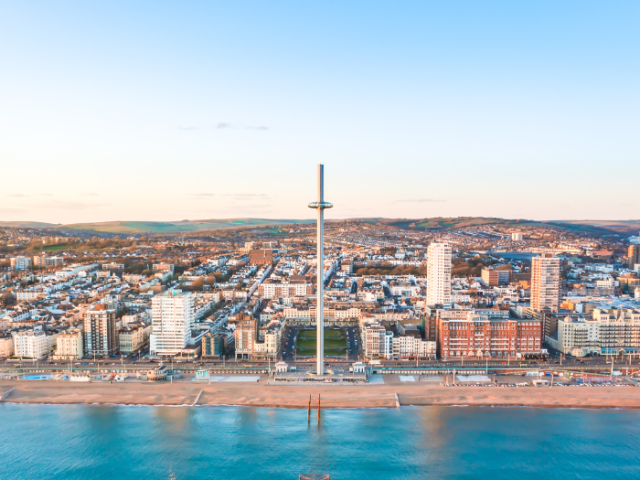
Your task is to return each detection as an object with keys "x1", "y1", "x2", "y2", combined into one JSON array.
[{"x1": 1, "y1": 1, "x2": 639, "y2": 224}]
